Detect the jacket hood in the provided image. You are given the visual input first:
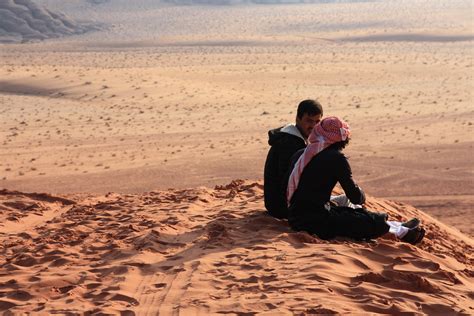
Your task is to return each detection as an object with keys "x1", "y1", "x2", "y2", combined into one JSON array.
[{"x1": 268, "y1": 123, "x2": 306, "y2": 146}]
